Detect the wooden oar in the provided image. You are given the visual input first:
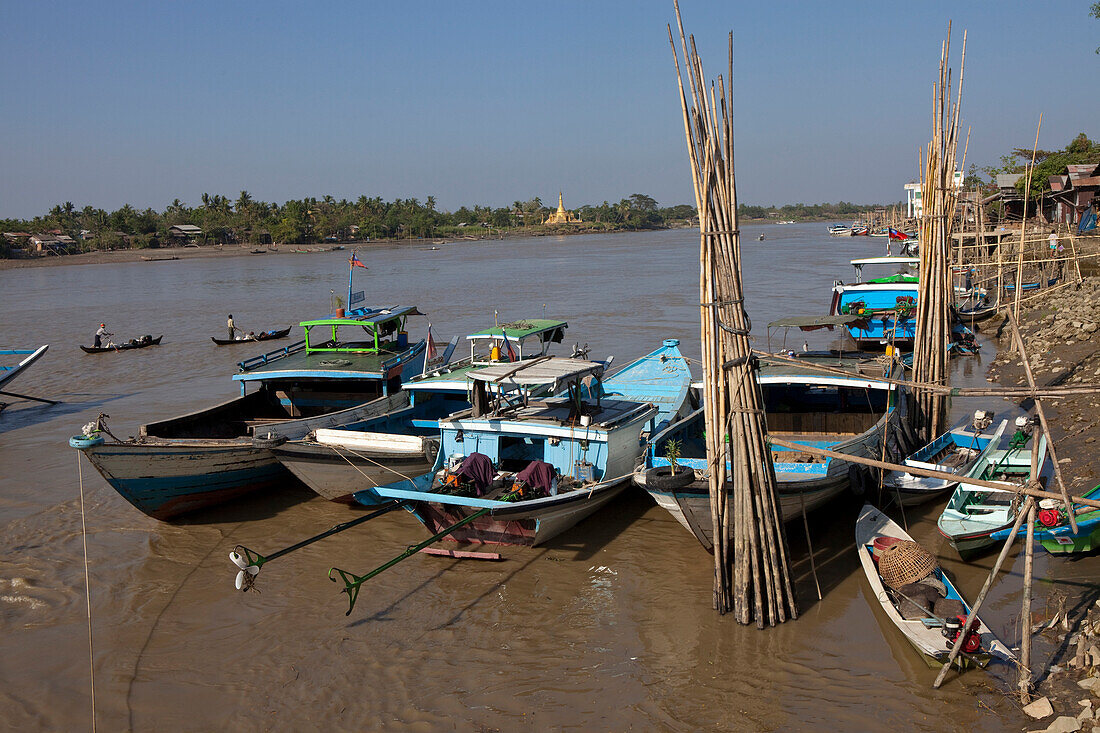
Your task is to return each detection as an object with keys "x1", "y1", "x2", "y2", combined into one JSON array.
[{"x1": 329, "y1": 490, "x2": 518, "y2": 615}]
